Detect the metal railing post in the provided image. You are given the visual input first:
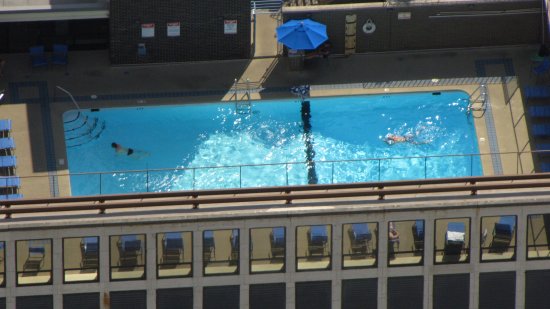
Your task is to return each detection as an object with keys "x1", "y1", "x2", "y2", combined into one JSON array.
[
  {"x1": 378, "y1": 159, "x2": 381, "y2": 181},
  {"x1": 99, "y1": 173, "x2": 102, "y2": 195},
  {"x1": 471, "y1": 154, "x2": 474, "y2": 176},
  {"x1": 286, "y1": 163, "x2": 289, "y2": 186},
  {"x1": 192, "y1": 168, "x2": 196, "y2": 191},
  {"x1": 146, "y1": 170, "x2": 150, "y2": 192},
  {"x1": 424, "y1": 157, "x2": 428, "y2": 179},
  {"x1": 331, "y1": 162, "x2": 334, "y2": 184}
]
